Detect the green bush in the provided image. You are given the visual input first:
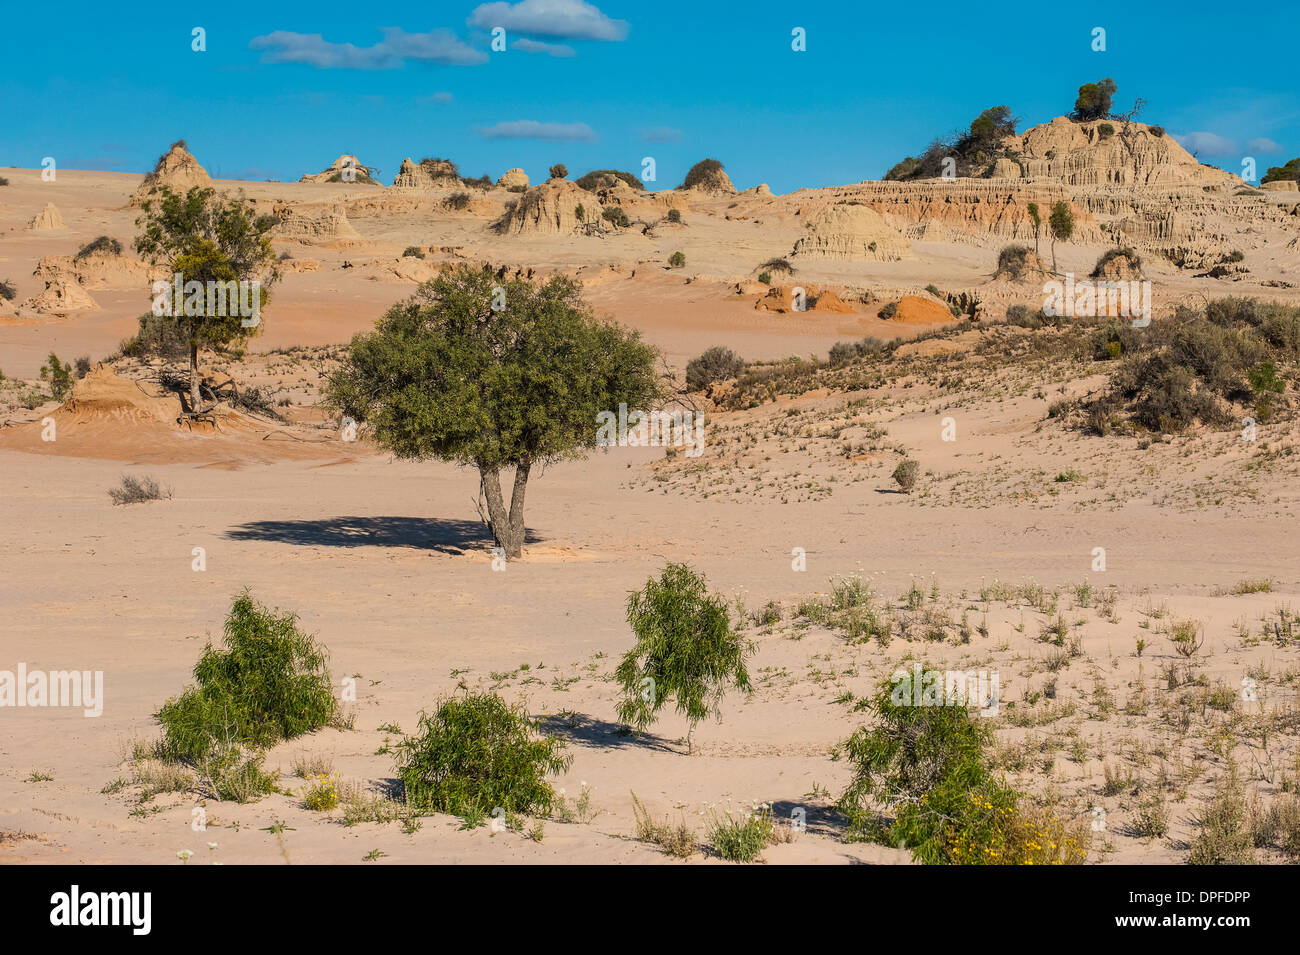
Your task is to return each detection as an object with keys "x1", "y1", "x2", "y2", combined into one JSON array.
[
  {"x1": 686, "y1": 345, "x2": 745, "y2": 391},
  {"x1": 757, "y1": 271, "x2": 771, "y2": 285},
  {"x1": 156, "y1": 593, "x2": 336, "y2": 762},
  {"x1": 39, "y1": 353, "x2": 74, "y2": 400},
  {"x1": 601, "y1": 205, "x2": 630, "y2": 228},
  {"x1": 668, "y1": 251, "x2": 686, "y2": 268},
  {"x1": 0, "y1": 278, "x2": 16, "y2": 302},
  {"x1": 1188, "y1": 767, "x2": 1256, "y2": 864},
  {"x1": 996, "y1": 245, "x2": 1035, "y2": 280},
  {"x1": 879, "y1": 301, "x2": 898, "y2": 320},
  {"x1": 615, "y1": 563, "x2": 753, "y2": 752},
  {"x1": 401, "y1": 246, "x2": 425, "y2": 259},
  {"x1": 118, "y1": 312, "x2": 190, "y2": 362},
  {"x1": 1097, "y1": 122, "x2": 1115, "y2": 139},
  {"x1": 1071, "y1": 78, "x2": 1117, "y2": 121},
  {"x1": 1261, "y1": 157, "x2": 1300, "y2": 185},
  {"x1": 666, "y1": 208, "x2": 681, "y2": 223},
  {"x1": 393, "y1": 692, "x2": 569, "y2": 818},
  {"x1": 548, "y1": 163, "x2": 568, "y2": 180},
  {"x1": 835, "y1": 673, "x2": 1086, "y2": 864},
  {"x1": 708, "y1": 804, "x2": 777, "y2": 862}
]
